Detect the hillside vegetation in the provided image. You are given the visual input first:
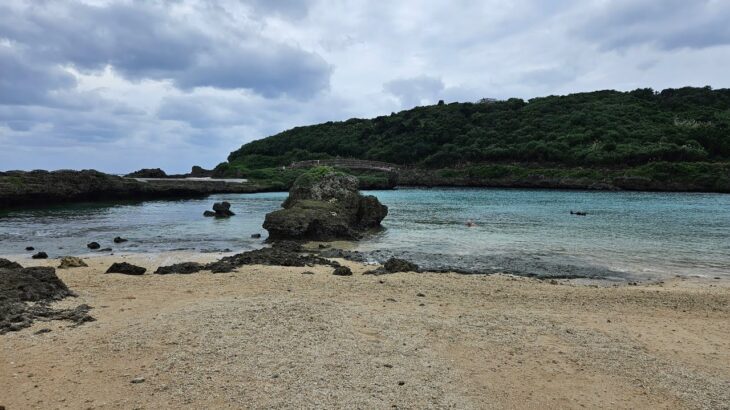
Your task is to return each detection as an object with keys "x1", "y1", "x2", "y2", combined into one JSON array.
[{"x1": 218, "y1": 87, "x2": 730, "y2": 192}]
